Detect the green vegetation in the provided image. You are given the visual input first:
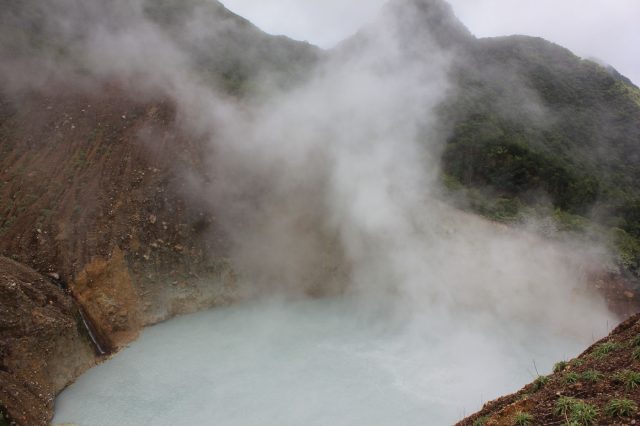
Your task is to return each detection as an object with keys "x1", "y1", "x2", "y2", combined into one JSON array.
[
  {"x1": 605, "y1": 399, "x2": 637, "y2": 418},
  {"x1": 472, "y1": 416, "x2": 489, "y2": 426},
  {"x1": 569, "y1": 401, "x2": 598, "y2": 425},
  {"x1": 592, "y1": 341, "x2": 621, "y2": 358},
  {"x1": 579, "y1": 370, "x2": 602, "y2": 383},
  {"x1": 513, "y1": 411, "x2": 533, "y2": 426},
  {"x1": 0, "y1": 411, "x2": 7, "y2": 426},
  {"x1": 440, "y1": 35, "x2": 640, "y2": 279},
  {"x1": 554, "y1": 397, "x2": 598, "y2": 425},
  {"x1": 564, "y1": 372, "x2": 580, "y2": 384},
  {"x1": 141, "y1": 0, "x2": 319, "y2": 95},
  {"x1": 532, "y1": 375, "x2": 549, "y2": 391},
  {"x1": 73, "y1": 148, "x2": 88, "y2": 170},
  {"x1": 553, "y1": 361, "x2": 568, "y2": 373},
  {"x1": 553, "y1": 368, "x2": 602, "y2": 386},
  {"x1": 614, "y1": 228, "x2": 640, "y2": 274},
  {"x1": 613, "y1": 369, "x2": 640, "y2": 390},
  {"x1": 554, "y1": 396, "x2": 578, "y2": 417},
  {"x1": 571, "y1": 359, "x2": 584, "y2": 368},
  {"x1": 632, "y1": 334, "x2": 640, "y2": 347},
  {"x1": 633, "y1": 347, "x2": 640, "y2": 361}
]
